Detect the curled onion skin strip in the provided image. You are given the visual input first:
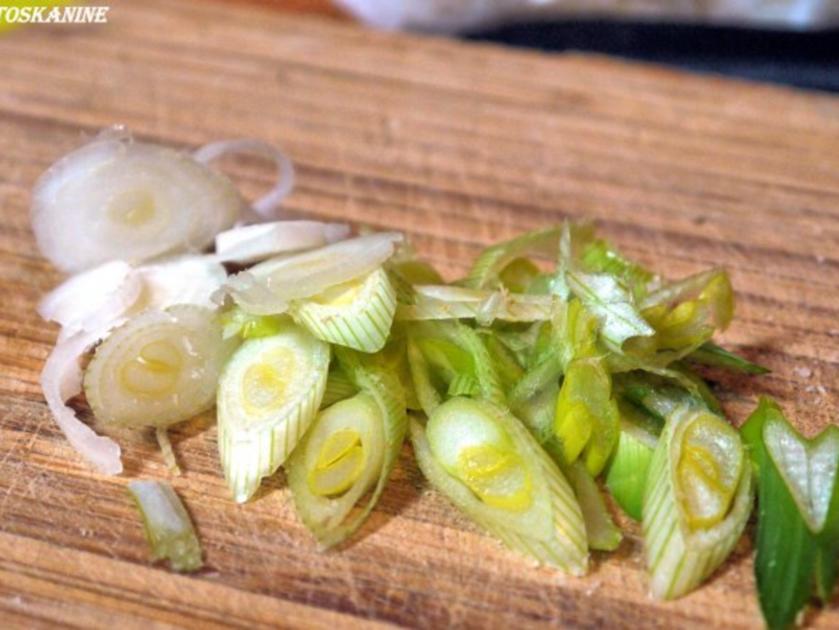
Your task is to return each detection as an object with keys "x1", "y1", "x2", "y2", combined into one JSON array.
[
  {"x1": 41, "y1": 327, "x2": 123, "y2": 475},
  {"x1": 193, "y1": 139, "x2": 295, "y2": 221},
  {"x1": 38, "y1": 261, "x2": 144, "y2": 342}
]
